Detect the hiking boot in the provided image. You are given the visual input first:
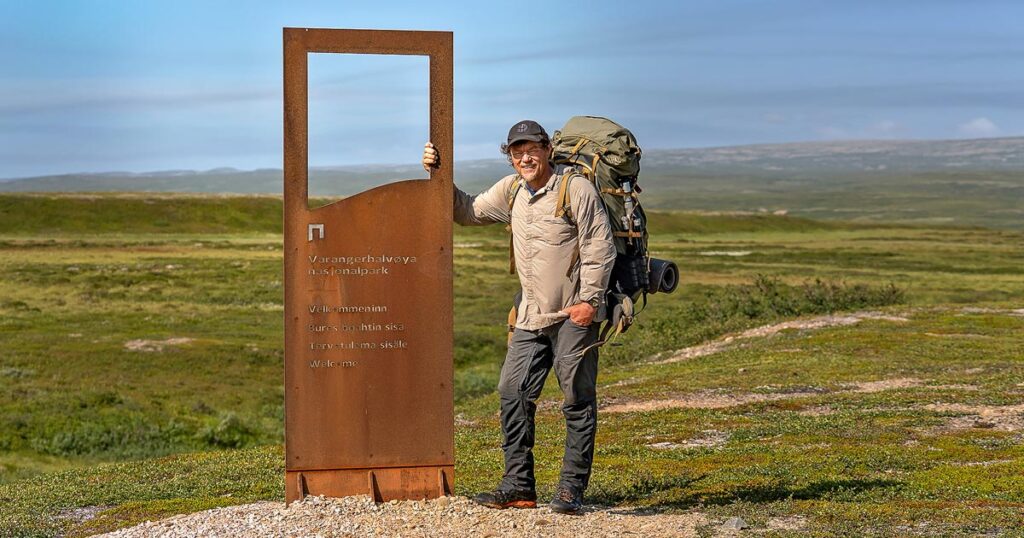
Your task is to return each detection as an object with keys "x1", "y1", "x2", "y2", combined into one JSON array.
[
  {"x1": 471, "y1": 488, "x2": 537, "y2": 509},
  {"x1": 549, "y1": 484, "x2": 583, "y2": 514}
]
